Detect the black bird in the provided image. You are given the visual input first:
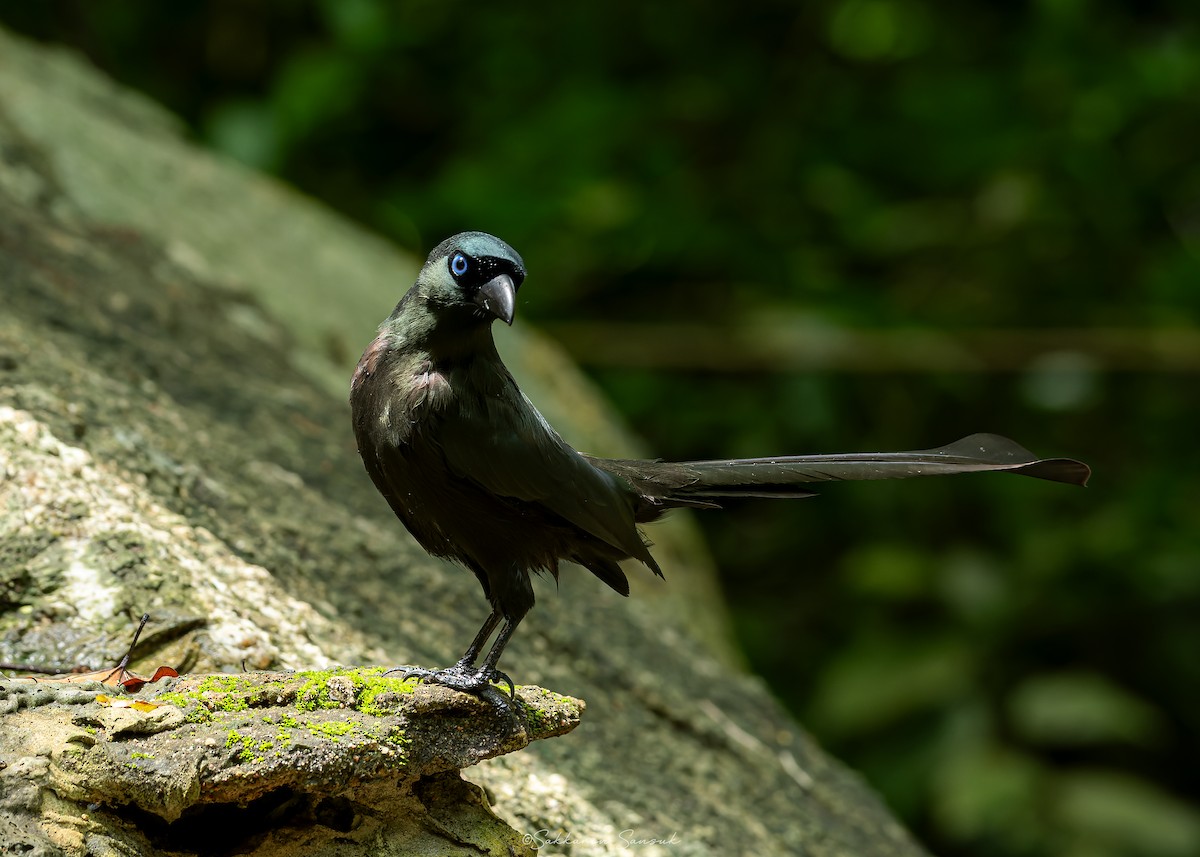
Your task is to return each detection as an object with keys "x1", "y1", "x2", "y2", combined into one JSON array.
[{"x1": 350, "y1": 232, "x2": 1090, "y2": 695}]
